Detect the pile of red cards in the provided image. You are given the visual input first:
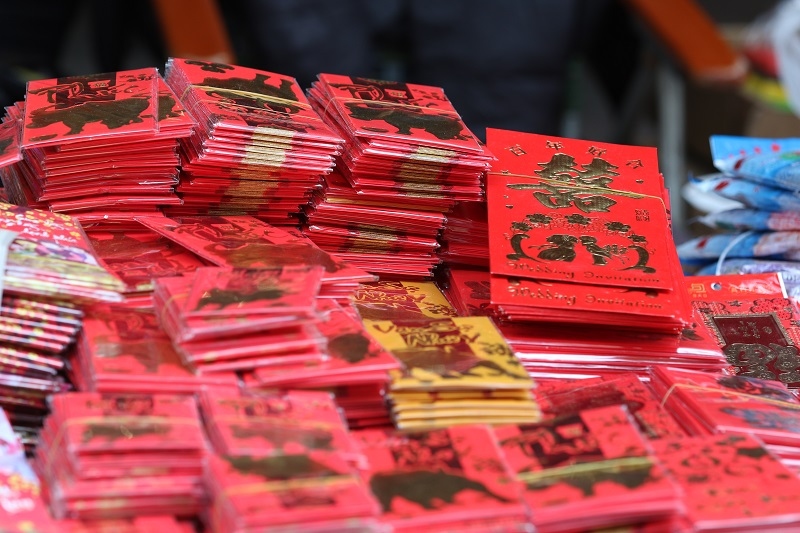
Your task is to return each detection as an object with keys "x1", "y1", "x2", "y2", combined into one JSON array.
[
  {"x1": 84, "y1": 224, "x2": 207, "y2": 306},
  {"x1": 354, "y1": 425, "x2": 528, "y2": 531},
  {"x1": 1, "y1": 68, "x2": 193, "y2": 223},
  {"x1": 651, "y1": 366, "x2": 800, "y2": 468},
  {"x1": 651, "y1": 433, "x2": 800, "y2": 531},
  {"x1": 154, "y1": 265, "x2": 328, "y2": 375},
  {"x1": 164, "y1": 58, "x2": 343, "y2": 225},
  {"x1": 0, "y1": 407, "x2": 60, "y2": 532},
  {"x1": 199, "y1": 389, "x2": 365, "y2": 466},
  {"x1": 438, "y1": 201, "x2": 489, "y2": 268},
  {"x1": 439, "y1": 267, "x2": 496, "y2": 318},
  {"x1": 136, "y1": 214, "x2": 375, "y2": 301},
  {"x1": 486, "y1": 129, "x2": 691, "y2": 333},
  {"x1": 533, "y1": 372, "x2": 687, "y2": 440},
  {"x1": 71, "y1": 305, "x2": 238, "y2": 394},
  {"x1": 497, "y1": 405, "x2": 681, "y2": 532},
  {"x1": 205, "y1": 450, "x2": 380, "y2": 532},
  {"x1": 687, "y1": 272, "x2": 800, "y2": 388},
  {"x1": 242, "y1": 300, "x2": 401, "y2": 428},
  {"x1": 34, "y1": 392, "x2": 207, "y2": 520},
  {"x1": 303, "y1": 74, "x2": 494, "y2": 279},
  {"x1": 441, "y1": 266, "x2": 726, "y2": 380},
  {"x1": 0, "y1": 203, "x2": 125, "y2": 443}
]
